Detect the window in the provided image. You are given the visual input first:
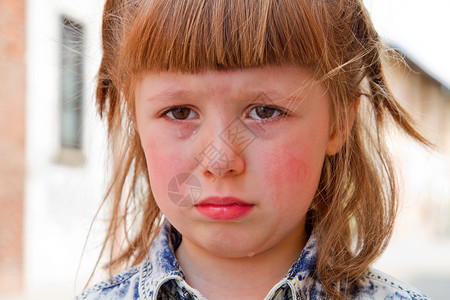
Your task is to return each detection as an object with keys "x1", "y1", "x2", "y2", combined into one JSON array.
[{"x1": 60, "y1": 17, "x2": 84, "y2": 150}]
